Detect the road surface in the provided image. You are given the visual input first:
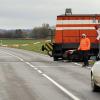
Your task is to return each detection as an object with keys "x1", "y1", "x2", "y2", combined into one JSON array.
[{"x1": 0, "y1": 47, "x2": 100, "y2": 100}]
